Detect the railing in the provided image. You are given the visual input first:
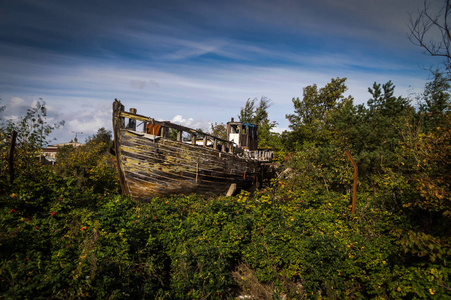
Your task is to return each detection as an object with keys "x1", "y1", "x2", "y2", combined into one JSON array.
[
  {"x1": 244, "y1": 149, "x2": 273, "y2": 161},
  {"x1": 113, "y1": 100, "x2": 273, "y2": 161},
  {"x1": 114, "y1": 101, "x2": 240, "y2": 155}
]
